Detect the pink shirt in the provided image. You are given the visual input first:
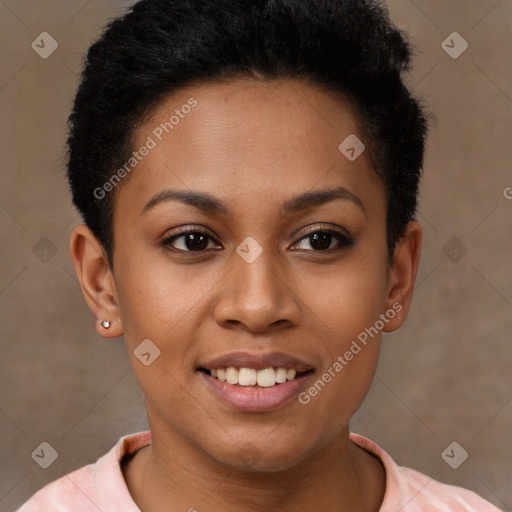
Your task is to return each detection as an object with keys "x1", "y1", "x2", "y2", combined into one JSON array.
[{"x1": 17, "y1": 431, "x2": 503, "y2": 511}]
